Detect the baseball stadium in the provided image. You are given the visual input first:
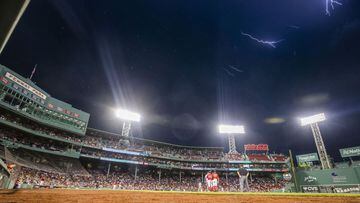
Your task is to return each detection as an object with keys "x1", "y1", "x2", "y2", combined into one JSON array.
[{"x1": 0, "y1": 0, "x2": 360, "y2": 202}]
